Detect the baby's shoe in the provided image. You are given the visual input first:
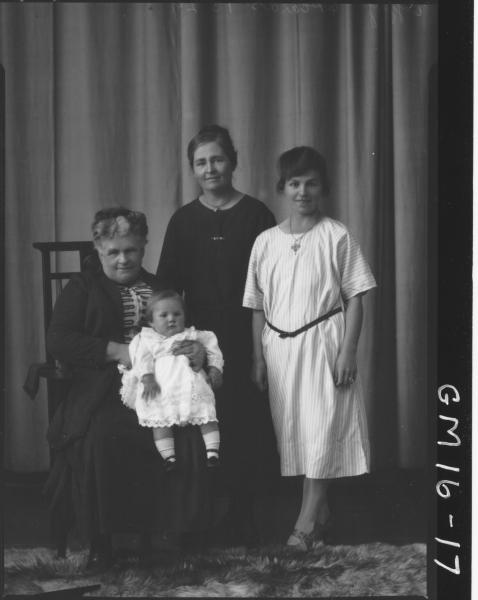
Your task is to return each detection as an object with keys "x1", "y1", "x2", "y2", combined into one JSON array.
[
  {"x1": 206, "y1": 450, "x2": 220, "y2": 468},
  {"x1": 164, "y1": 456, "x2": 177, "y2": 473}
]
